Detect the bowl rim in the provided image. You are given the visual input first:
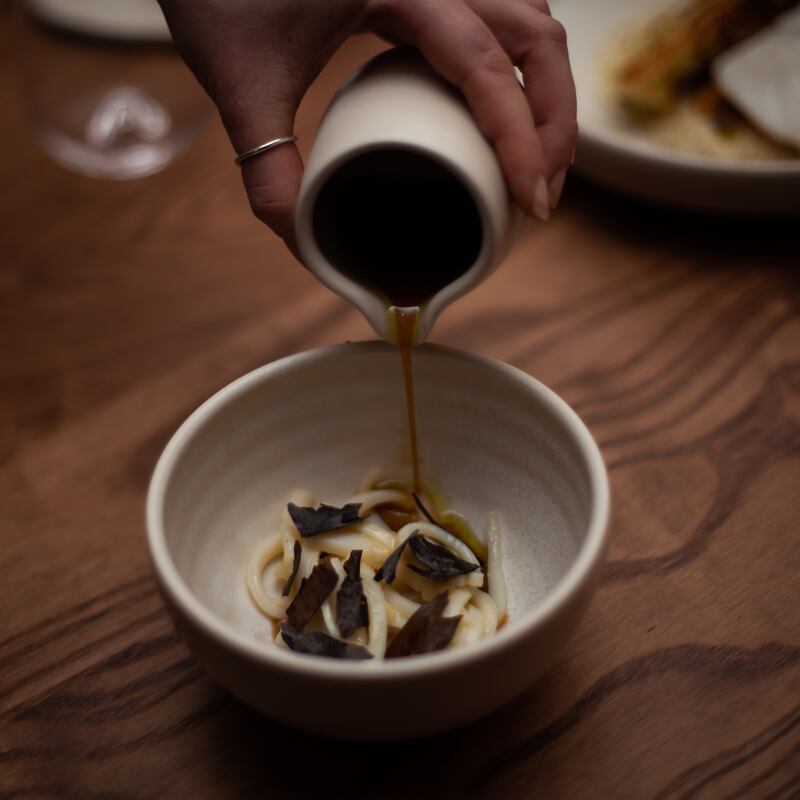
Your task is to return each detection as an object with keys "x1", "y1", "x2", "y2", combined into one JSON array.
[{"x1": 146, "y1": 341, "x2": 611, "y2": 680}]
